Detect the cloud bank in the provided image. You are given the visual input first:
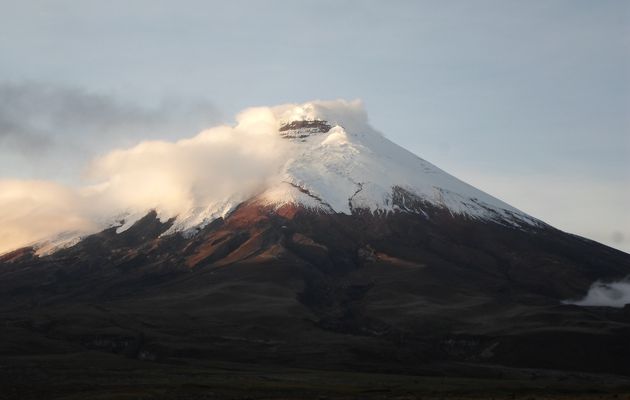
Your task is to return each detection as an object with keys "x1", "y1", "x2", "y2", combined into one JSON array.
[{"x1": 564, "y1": 280, "x2": 630, "y2": 308}]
